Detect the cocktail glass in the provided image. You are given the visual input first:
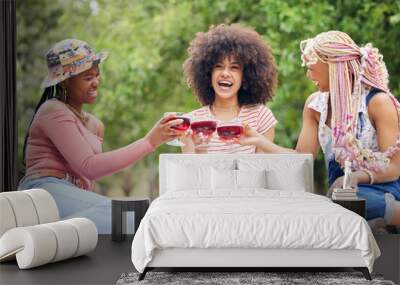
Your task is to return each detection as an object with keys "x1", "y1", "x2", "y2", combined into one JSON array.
[
  {"x1": 216, "y1": 120, "x2": 244, "y2": 143},
  {"x1": 164, "y1": 112, "x2": 191, "y2": 147},
  {"x1": 190, "y1": 118, "x2": 217, "y2": 148}
]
